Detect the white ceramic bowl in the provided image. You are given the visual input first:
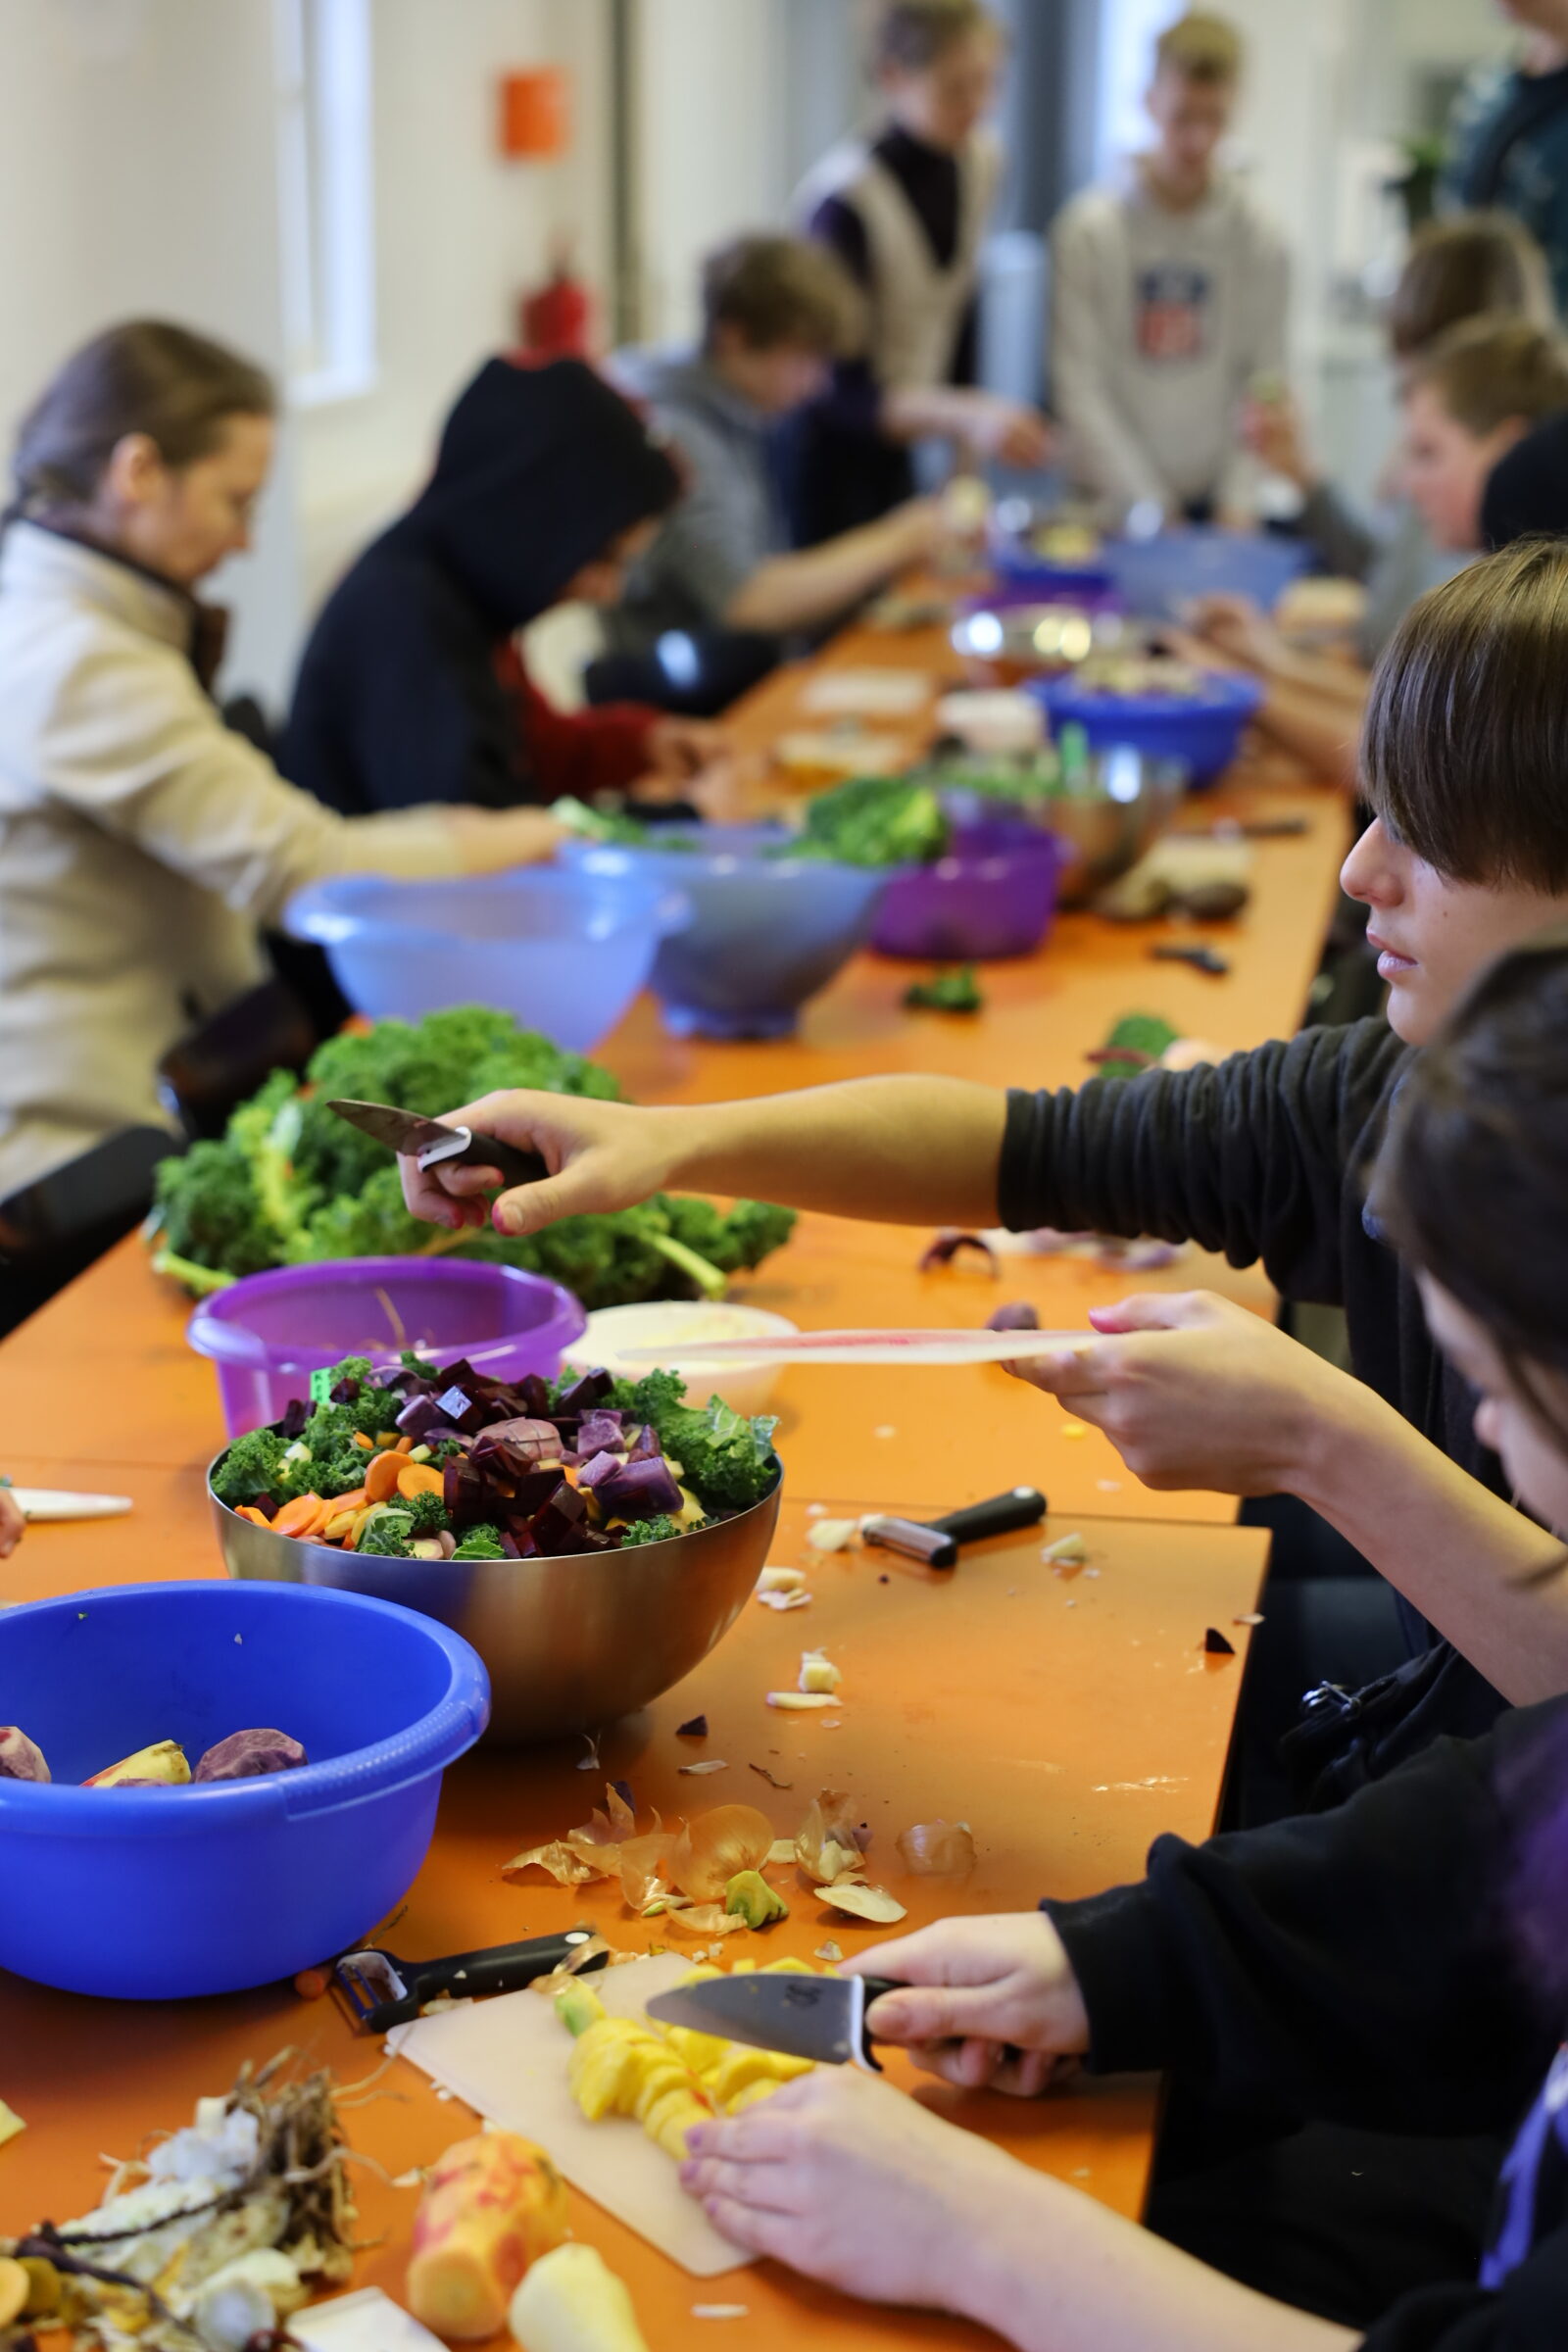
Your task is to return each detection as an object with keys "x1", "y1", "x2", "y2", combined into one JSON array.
[
  {"x1": 934, "y1": 690, "x2": 1046, "y2": 757},
  {"x1": 562, "y1": 1300, "x2": 799, "y2": 1419}
]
